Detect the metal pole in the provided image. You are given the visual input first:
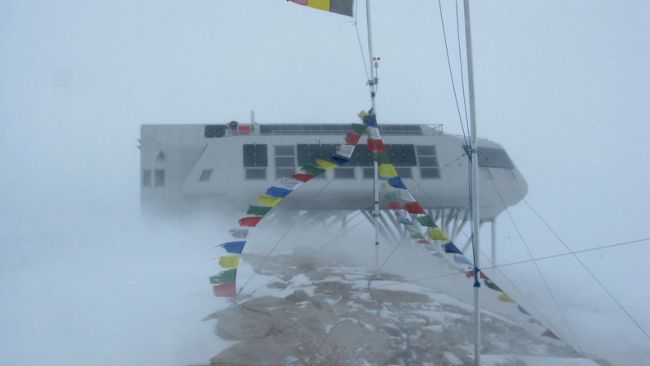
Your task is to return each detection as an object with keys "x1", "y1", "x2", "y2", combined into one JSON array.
[
  {"x1": 491, "y1": 219, "x2": 497, "y2": 265},
  {"x1": 463, "y1": 0, "x2": 481, "y2": 365},
  {"x1": 365, "y1": 0, "x2": 380, "y2": 275}
]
